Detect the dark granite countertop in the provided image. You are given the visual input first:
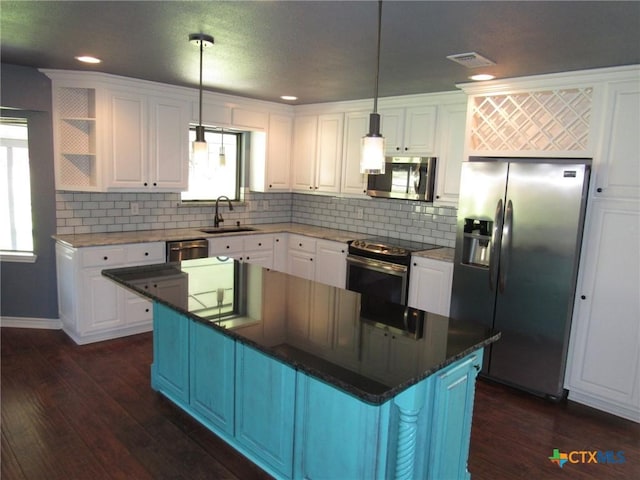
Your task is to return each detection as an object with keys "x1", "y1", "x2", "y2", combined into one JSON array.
[{"x1": 103, "y1": 258, "x2": 499, "y2": 404}]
